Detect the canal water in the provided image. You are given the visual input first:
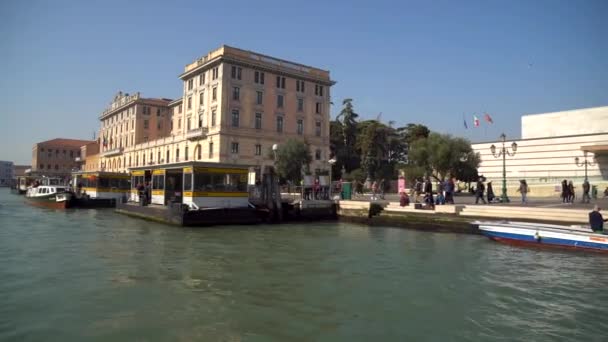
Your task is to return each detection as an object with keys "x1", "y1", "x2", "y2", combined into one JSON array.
[{"x1": 1, "y1": 188, "x2": 607, "y2": 341}]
